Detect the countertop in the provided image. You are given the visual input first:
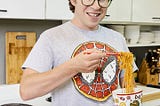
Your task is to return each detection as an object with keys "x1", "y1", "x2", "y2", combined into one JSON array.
[
  {"x1": 137, "y1": 83, "x2": 160, "y2": 106},
  {"x1": 0, "y1": 84, "x2": 51, "y2": 106},
  {"x1": 0, "y1": 84, "x2": 159, "y2": 106}
]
